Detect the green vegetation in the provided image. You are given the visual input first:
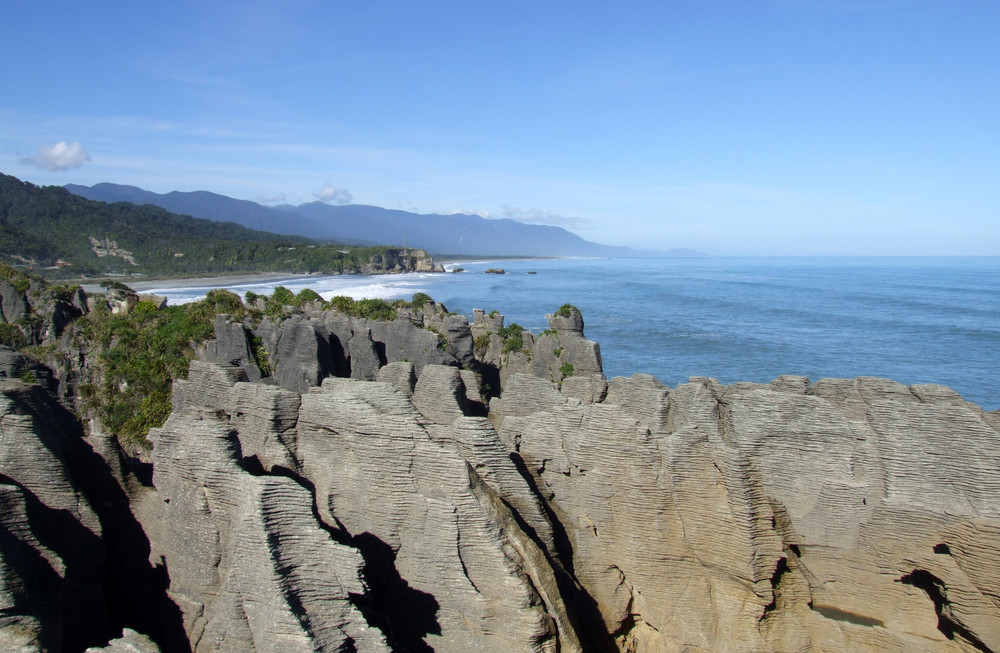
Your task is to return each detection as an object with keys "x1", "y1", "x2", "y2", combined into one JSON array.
[
  {"x1": 327, "y1": 296, "x2": 398, "y2": 321},
  {"x1": 296, "y1": 288, "x2": 324, "y2": 305},
  {"x1": 328, "y1": 295, "x2": 353, "y2": 313},
  {"x1": 473, "y1": 333, "x2": 491, "y2": 357},
  {"x1": 411, "y1": 292, "x2": 433, "y2": 310},
  {"x1": 555, "y1": 303, "x2": 578, "y2": 317},
  {"x1": 0, "y1": 323, "x2": 27, "y2": 348},
  {"x1": 426, "y1": 325, "x2": 449, "y2": 350},
  {"x1": 497, "y1": 323, "x2": 524, "y2": 354},
  {"x1": 559, "y1": 362, "x2": 574, "y2": 378},
  {"x1": 250, "y1": 336, "x2": 272, "y2": 376},
  {"x1": 354, "y1": 298, "x2": 398, "y2": 321},
  {"x1": 540, "y1": 329, "x2": 558, "y2": 338},
  {"x1": 77, "y1": 289, "x2": 248, "y2": 451},
  {"x1": 0, "y1": 262, "x2": 37, "y2": 294},
  {"x1": 264, "y1": 286, "x2": 296, "y2": 317}
]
